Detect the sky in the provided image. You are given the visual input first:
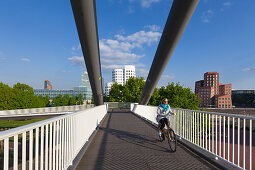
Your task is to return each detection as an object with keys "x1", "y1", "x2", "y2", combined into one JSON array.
[{"x1": 0, "y1": 0, "x2": 255, "y2": 91}]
